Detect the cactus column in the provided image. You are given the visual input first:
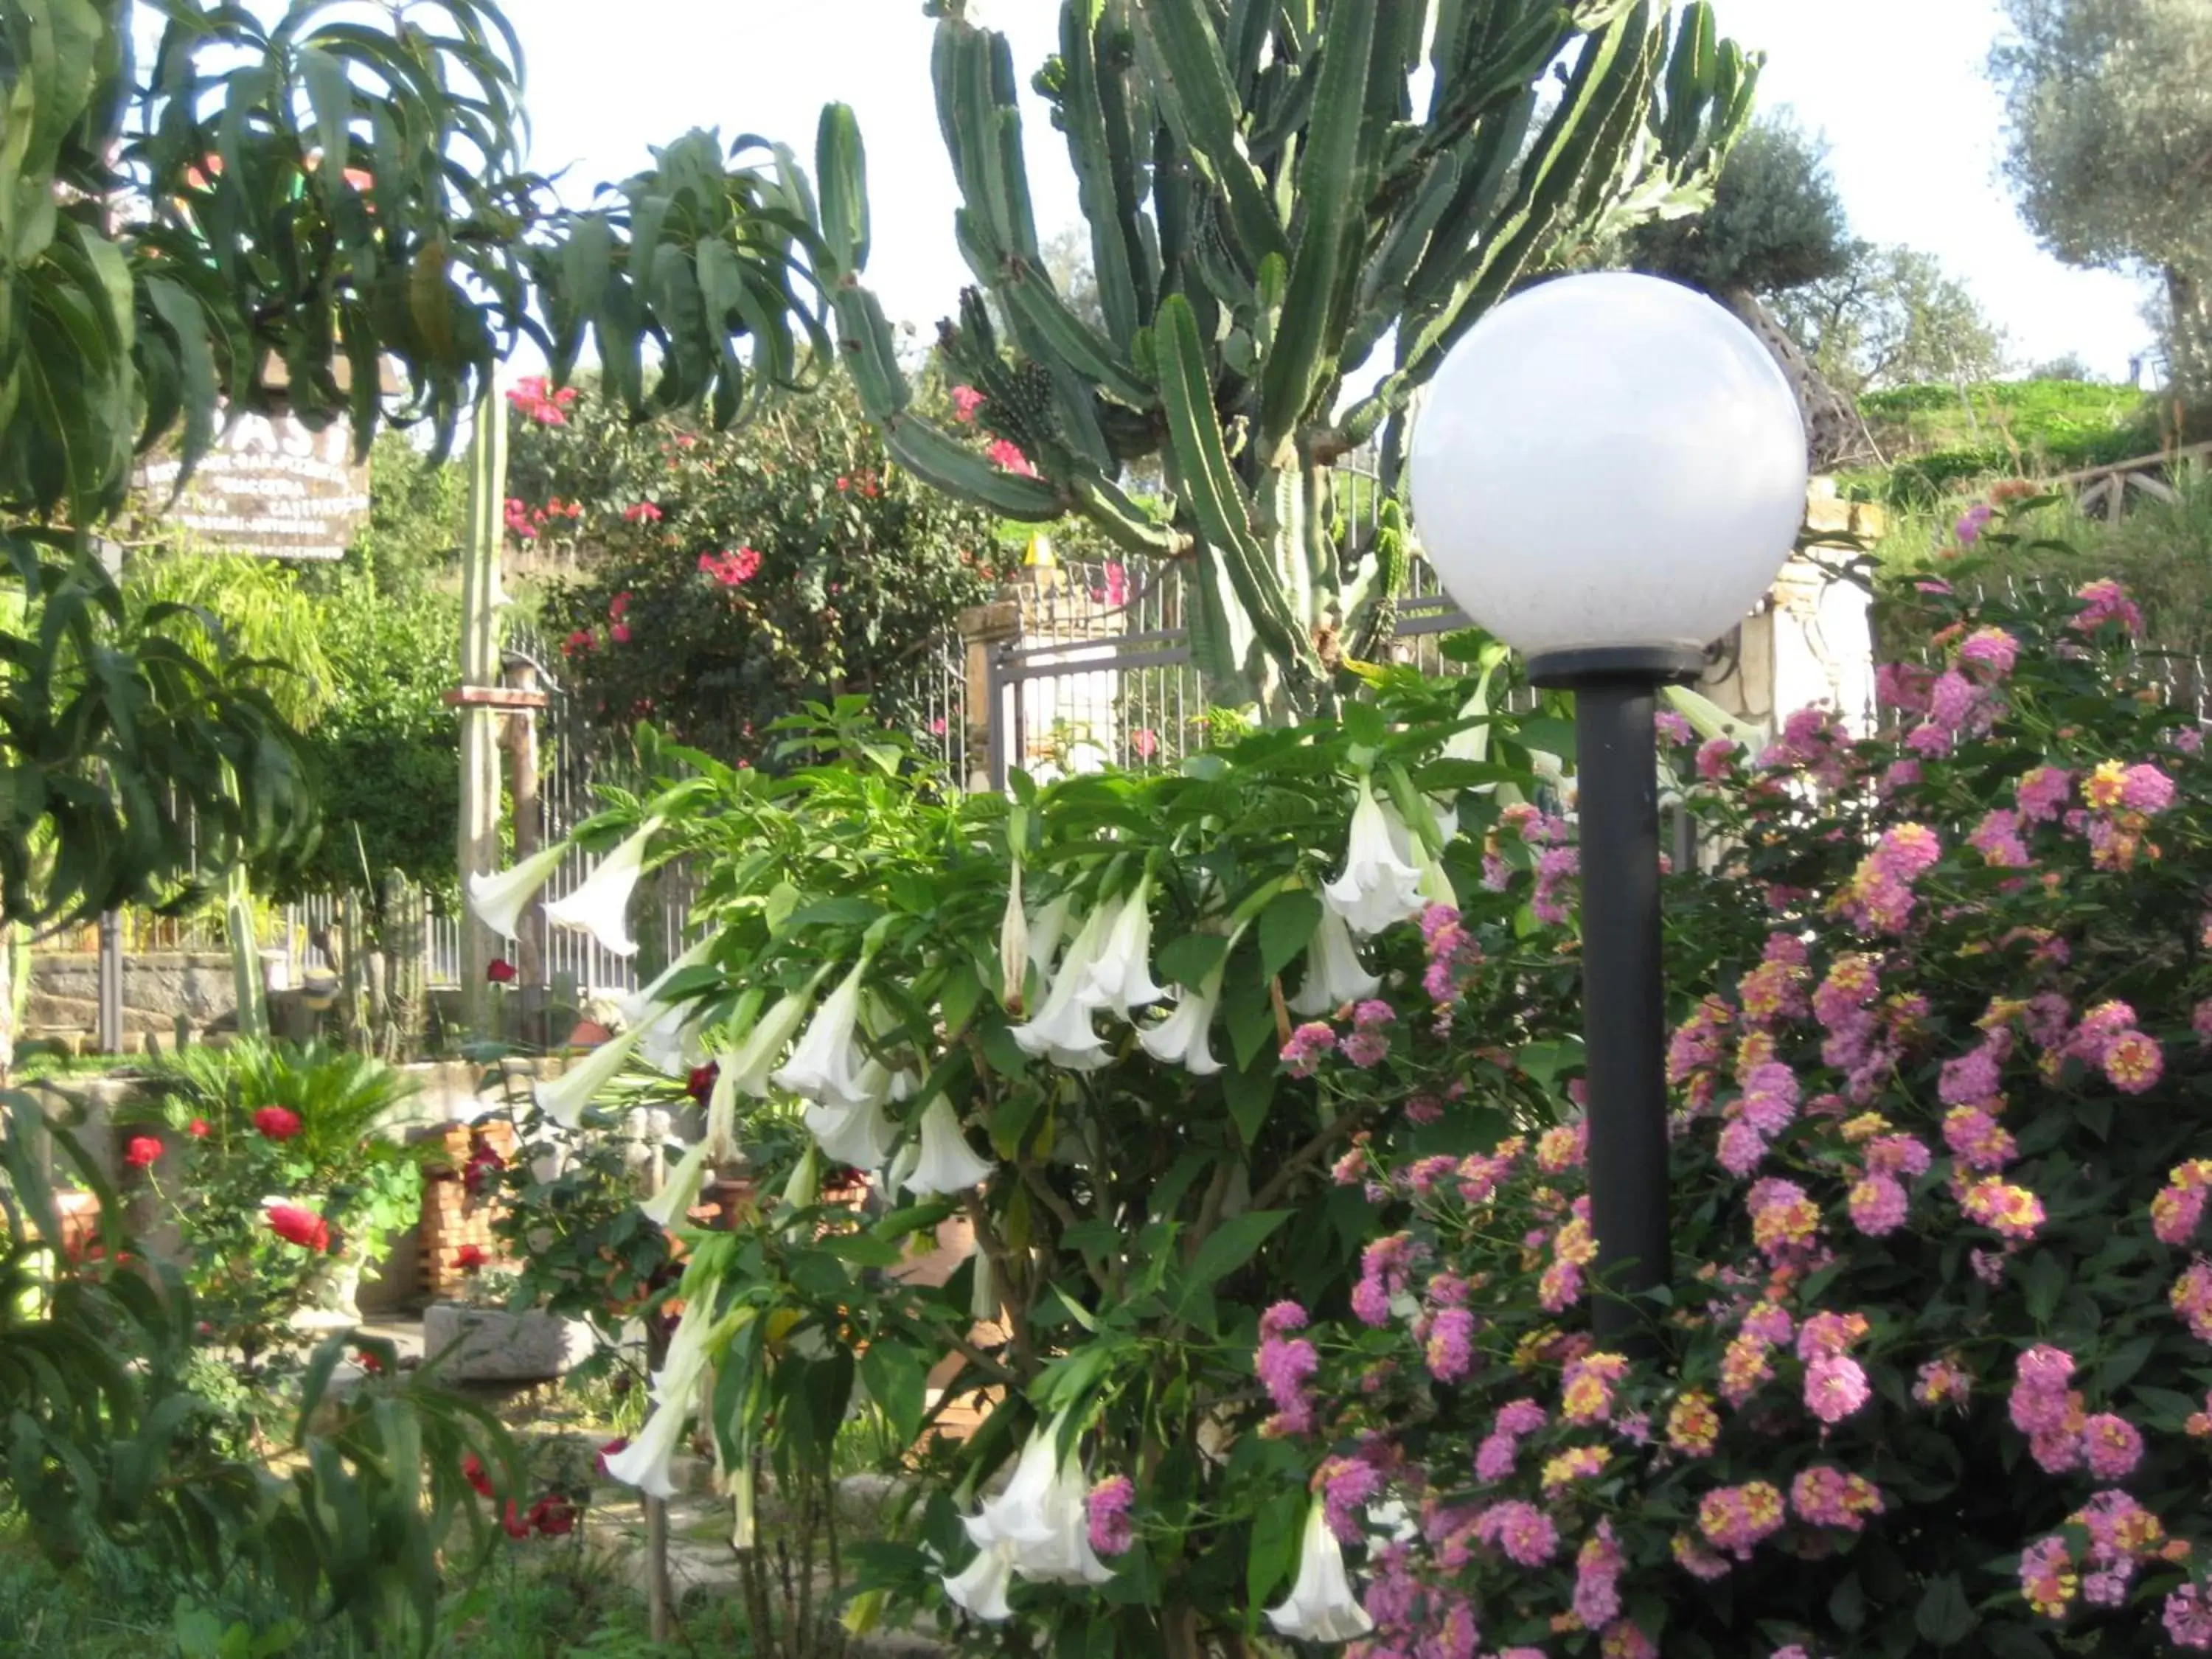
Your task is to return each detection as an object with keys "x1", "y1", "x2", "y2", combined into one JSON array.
[{"x1": 813, "y1": 1, "x2": 1756, "y2": 717}]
